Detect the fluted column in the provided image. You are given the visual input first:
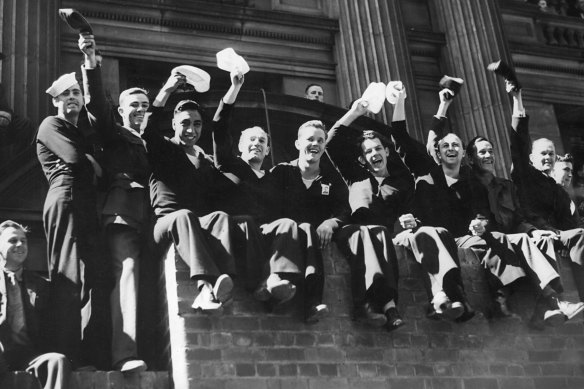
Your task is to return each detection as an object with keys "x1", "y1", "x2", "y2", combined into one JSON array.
[
  {"x1": 1, "y1": 0, "x2": 60, "y2": 126},
  {"x1": 433, "y1": 0, "x2": 513, "y2": 177},
  {"x1": 334, "y1": 0, "x2": 422, "y2": 132}
]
